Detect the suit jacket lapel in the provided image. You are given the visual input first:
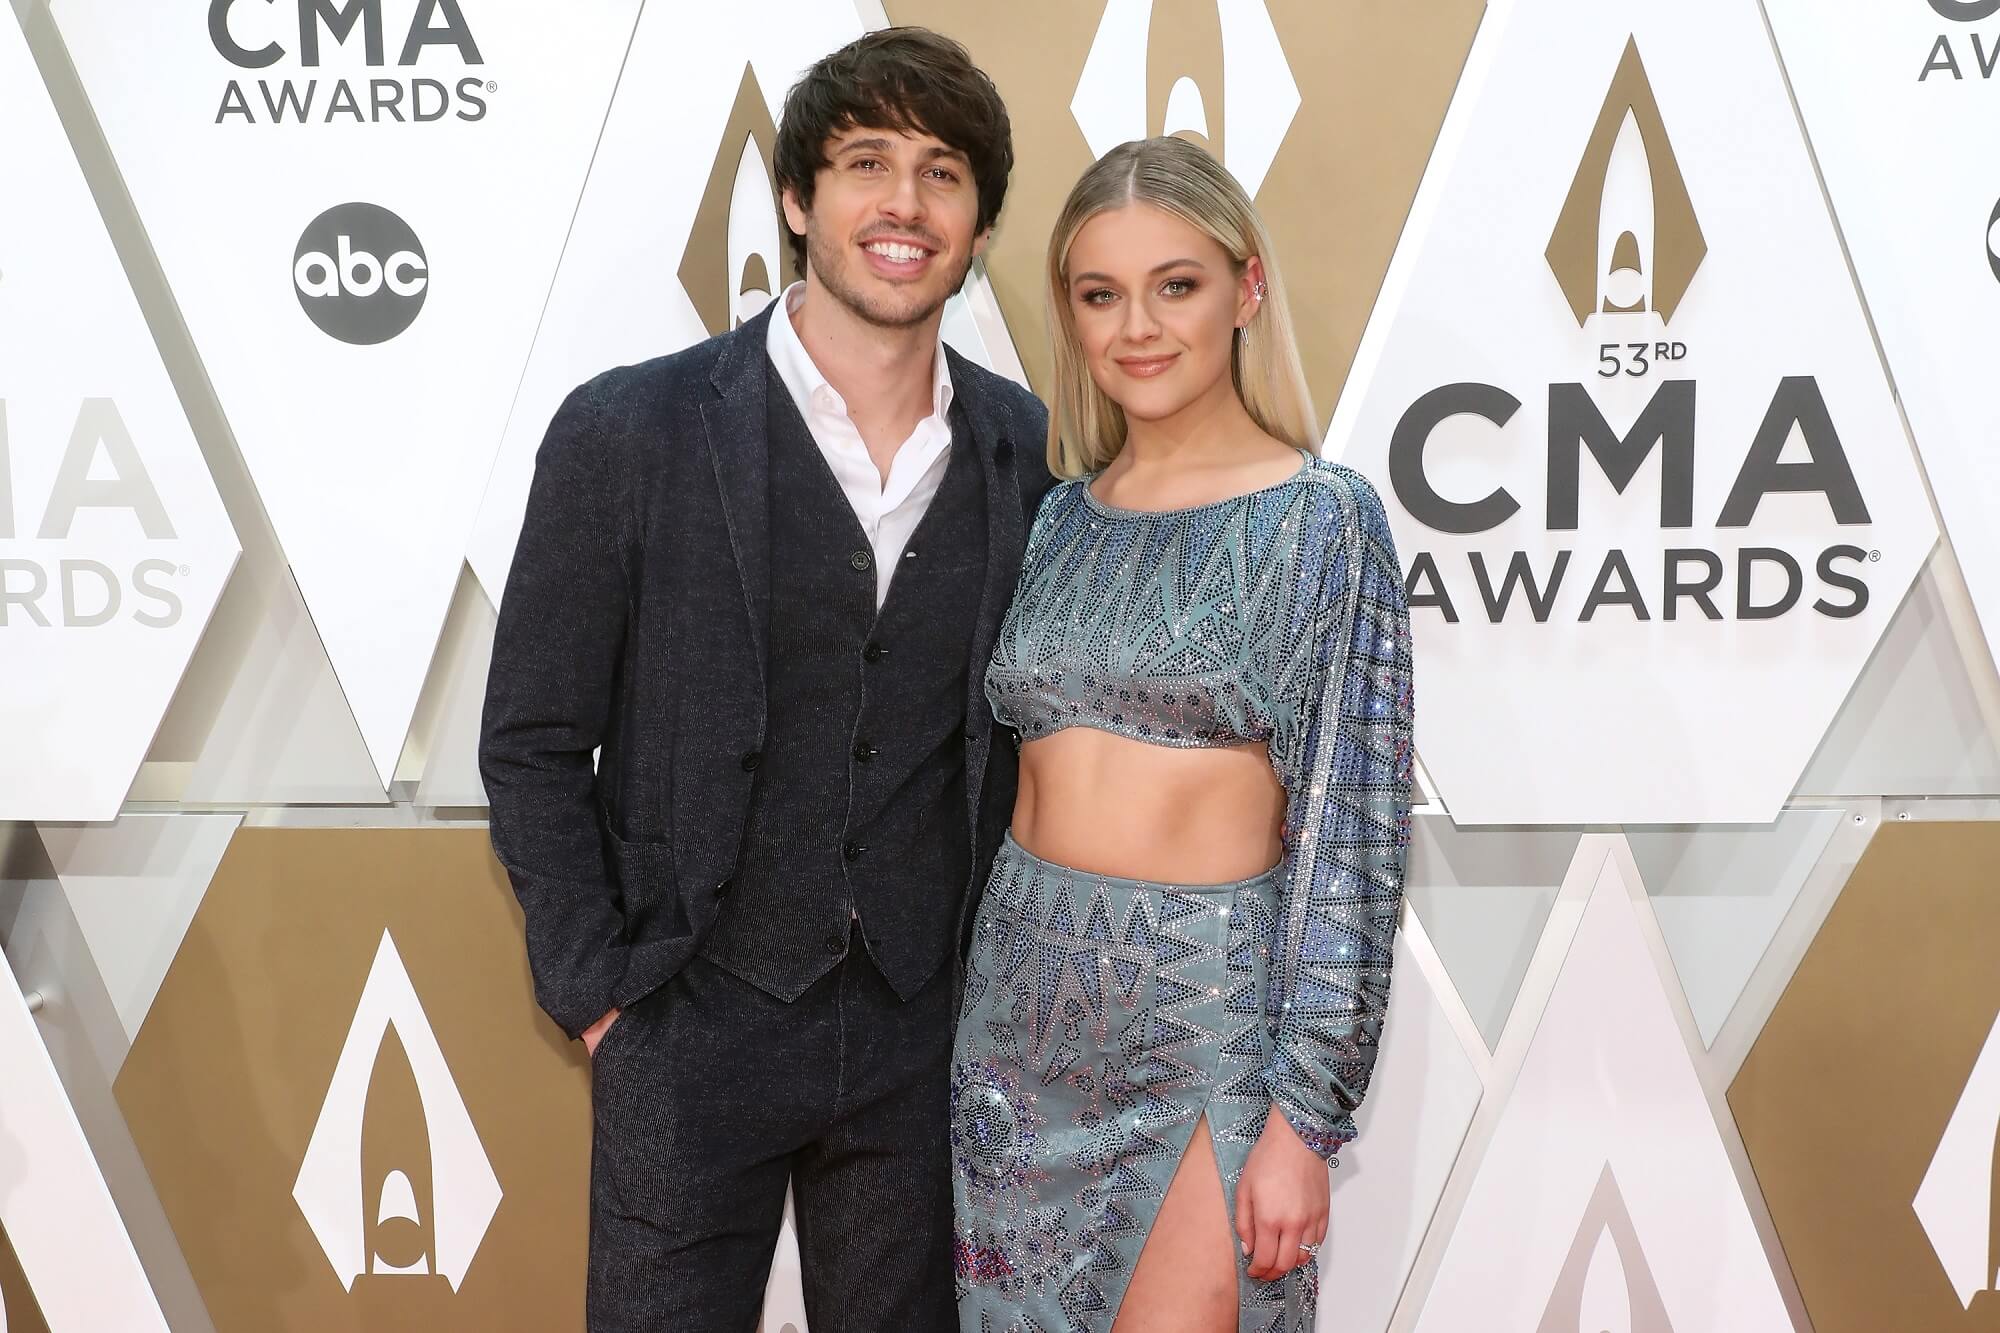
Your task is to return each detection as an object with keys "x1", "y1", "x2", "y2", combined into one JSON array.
[{"x1": 702, "y1": 306, "x2": 777, "y2": 688}]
